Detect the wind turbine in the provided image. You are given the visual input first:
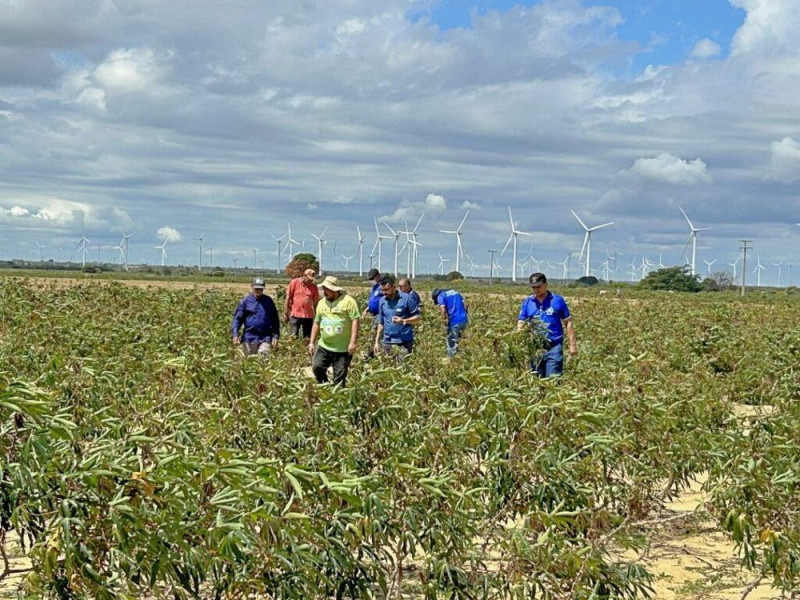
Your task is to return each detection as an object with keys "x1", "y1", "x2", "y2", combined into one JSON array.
[
  {"x1": 570, "y1": 209, "x2": 614, "y2": 278},
  {"x1": 407, "y1": 213, "x2": 424, "y2": 278},
  {"x1": 154, "y1": 239, "x2": 167, "y2": 267},
  {"x1": 557, "y1": 255, "x2": 570, "y2": 281},
  {"x1": 311, "y1": 227, "x2": 328, "y2": 274},
  {"x1": 679, "y1": 206, "x2": 710, "y2": 277},
  {"x1": 772, "y1": 258, "x2": 784, "y2": 287},
  {"x1": 439, "y1": 210, "x2": 469, "y2": 274},
  {"x1": 195, "y1": 233, "x2": 205, "y2": 271},
  {"x1": 356, "y1": 226, "x2": 366, "y2": 277},
  {"x1": 340, "y1": 254, "x2": 354, "y2": 271},
  {"x1": 702, "y1": 259, "x2": 717, "y2": 278},
  {"x1": 372, "y1": 217, "x2": 391, "y2": 272},
  {"x1": 121, "y1": 233, "x2": 133, "y2": 272},
  {"x1": 114, "y1": 242, "x2": 125, "y2": 266},
  {"x1": 437, "y1": 252, "x2": 450, "y2": 275},
  {"x1": 285, "y1": 223, "x2": 300, "y2": 264},
  {"x1": 753, "y1": 255, "x2": 765, "y2": 287},
  {"x1": 35, "y1": 242, "x2": 45, "y2": 262},
  {"x1": 269, "y1": 232, "x2": 287, "y2": 273},
  {"x1": 500, "y1": 207, "x2": 534, "y2": 282},
  {"x1": 728, "y1": 257, "x2": 740, "y2": 280},
  {"x1": 383, "y1": 222, "x2": 403, "y2": 276},
  {"x1": 77, "y1": 234, "x2": 91, "y2": 267}
]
